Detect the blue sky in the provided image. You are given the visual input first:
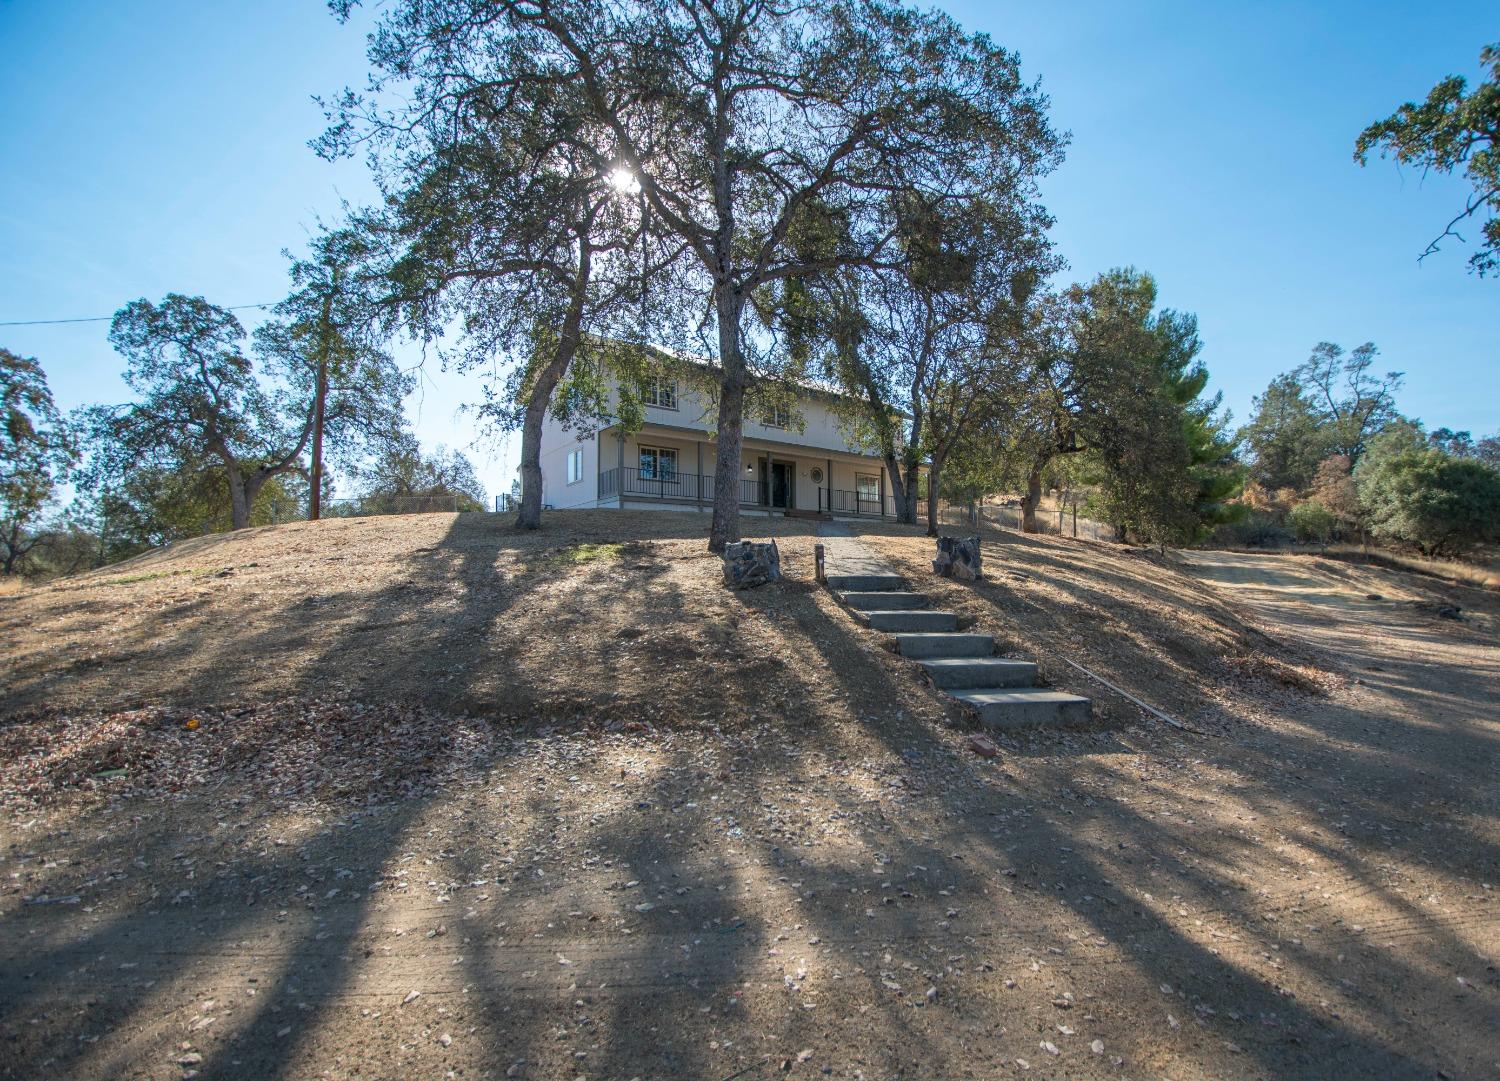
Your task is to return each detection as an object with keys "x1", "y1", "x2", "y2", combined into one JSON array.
[{"x1": 2, "y1": 1, "x2": 1496, "y2": 503}]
